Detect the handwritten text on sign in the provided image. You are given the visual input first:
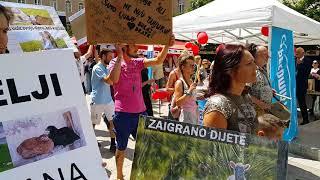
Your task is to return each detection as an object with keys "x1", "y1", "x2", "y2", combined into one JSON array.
[{"x1": 85, "y1": 0, "x2": 172, "y2": 45}]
